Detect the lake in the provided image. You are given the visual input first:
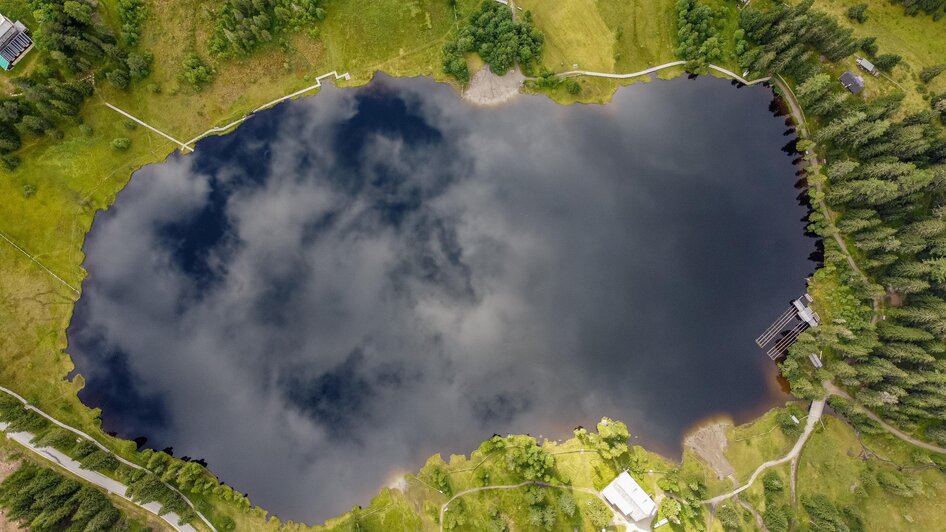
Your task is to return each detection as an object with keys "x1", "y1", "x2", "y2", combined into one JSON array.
[{"x1": 67, "y1": 74, "x2": 815, "y2": 523}]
